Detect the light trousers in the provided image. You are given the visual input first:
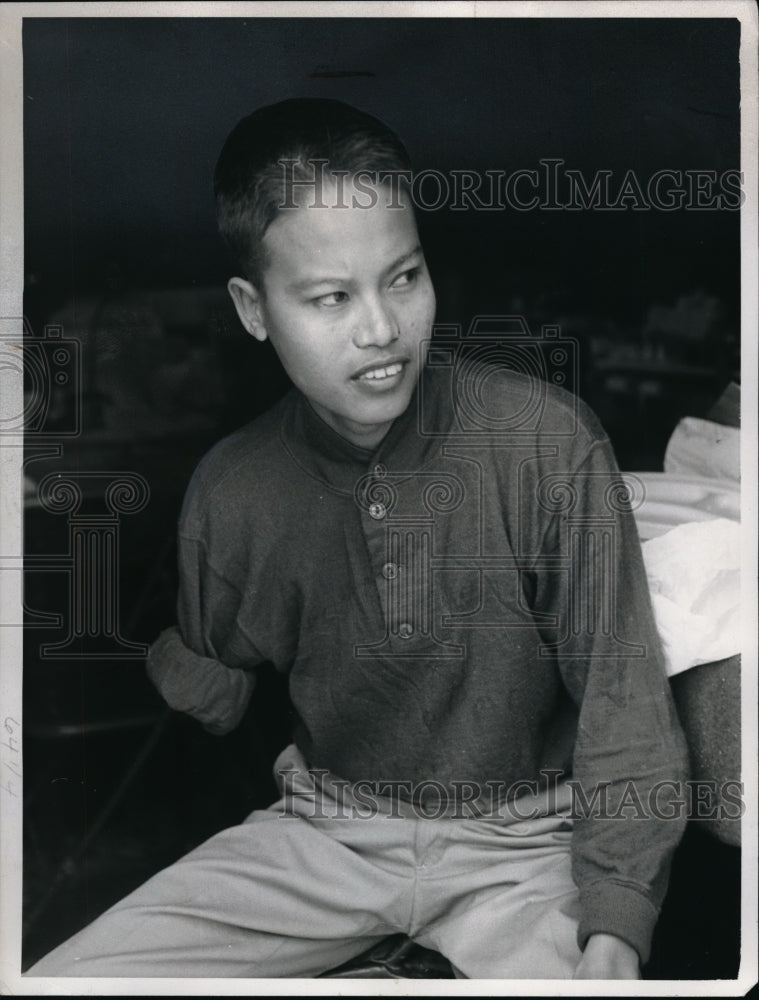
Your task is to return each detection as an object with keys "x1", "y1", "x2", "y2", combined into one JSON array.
[{"x1": 26, "y1": 744, "x2": 582, "y2": 979}]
